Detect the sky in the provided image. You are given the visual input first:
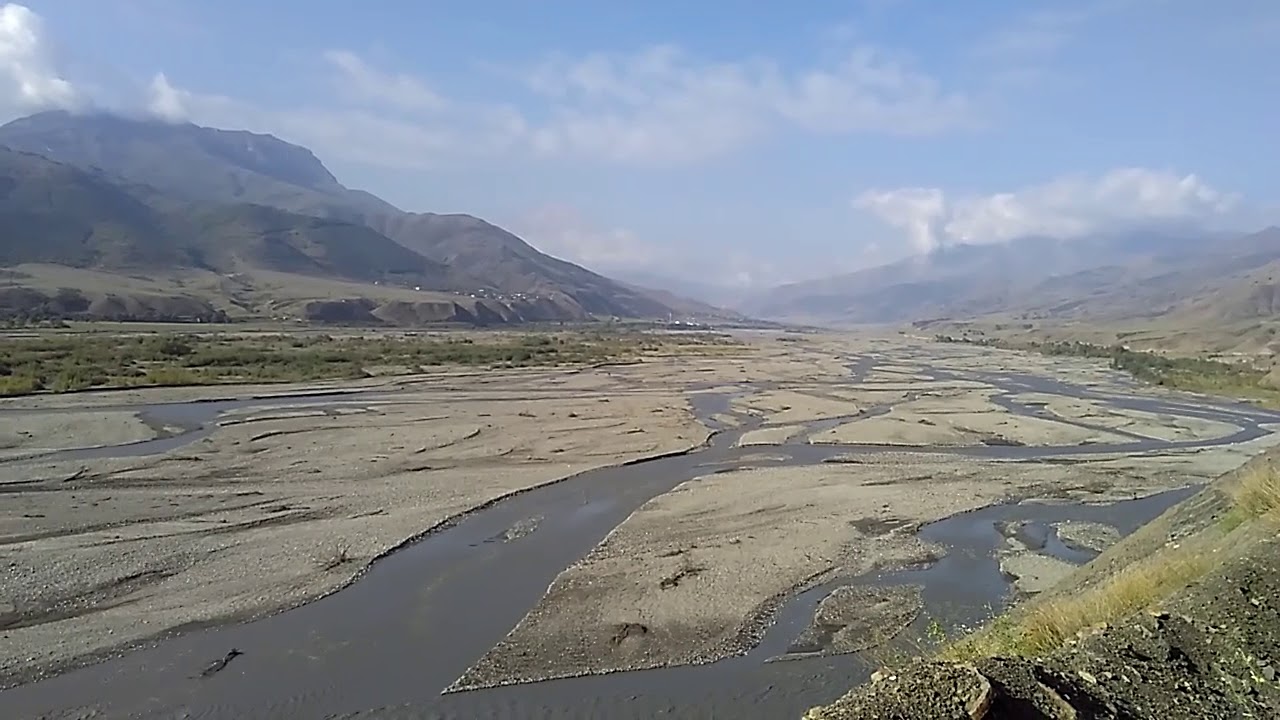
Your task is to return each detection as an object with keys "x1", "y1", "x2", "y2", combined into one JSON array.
[{"x1": 2, "y1": 1, "x2": 1278, "y2": 291}]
